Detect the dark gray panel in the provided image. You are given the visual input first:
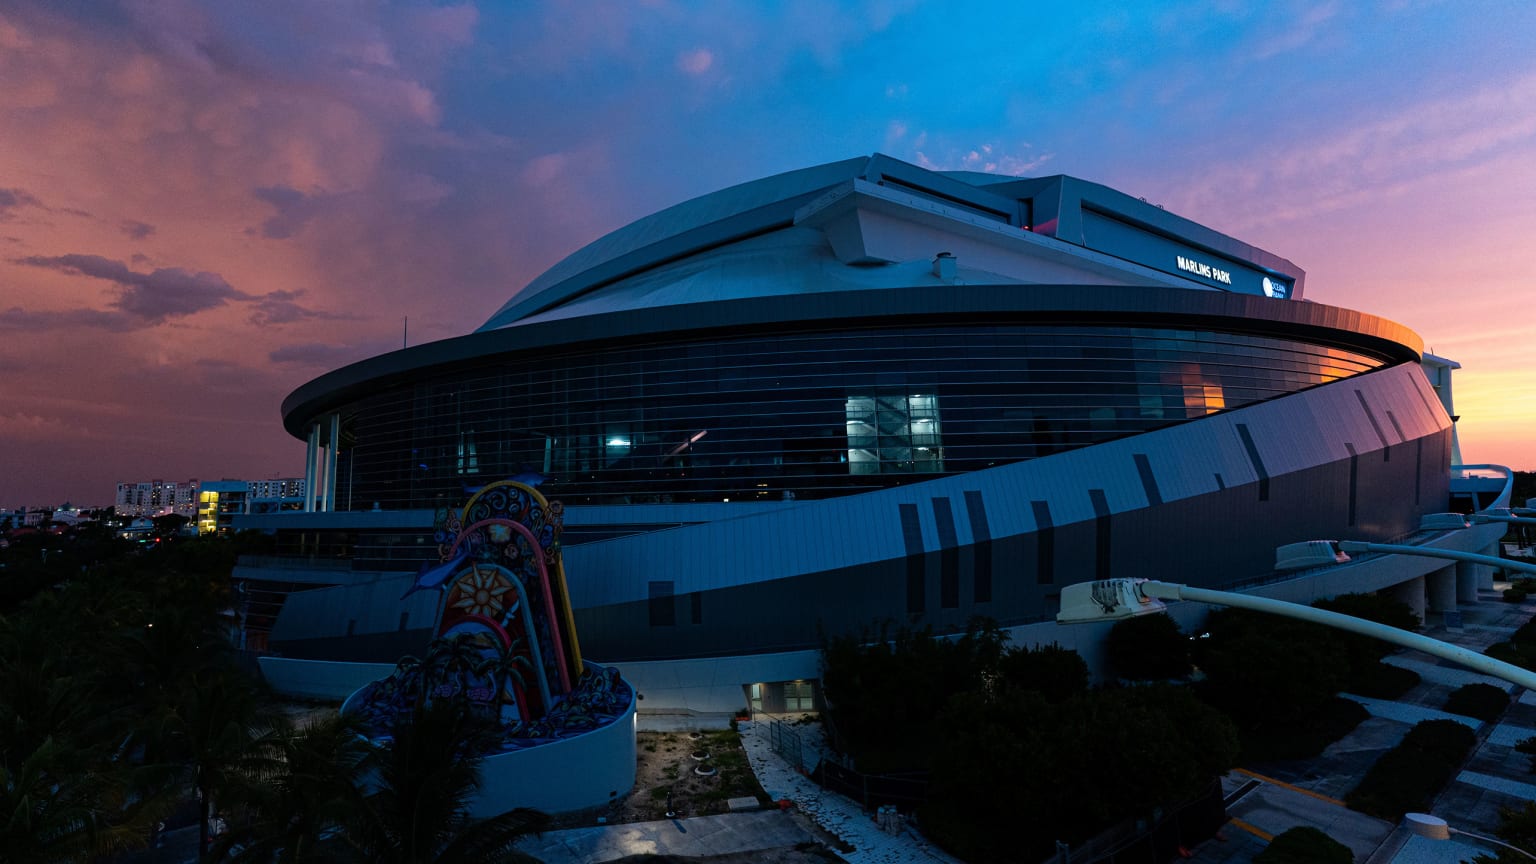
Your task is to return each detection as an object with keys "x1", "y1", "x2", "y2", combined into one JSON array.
[
  {"x1": 964, "y1": 491, "x2": 993, "y2": 603},
  {"x1": 1235, "y1": 423, "x2": 1269, "y2": 502},
  {"x1": 1133, "y1": 453, "x2": 1163, "y2": 506},
  {"x1": 899, "y1": 503, "x2": 925, "y2": 614},
  {"x1": 932, "y1": 498, "x2": 960, "y2": 609}
]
